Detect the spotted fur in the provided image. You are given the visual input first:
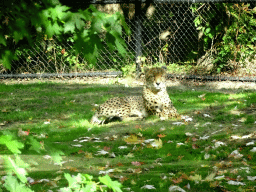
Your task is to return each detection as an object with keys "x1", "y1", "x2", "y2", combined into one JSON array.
[{"x1": 91, "y1": 66, "x2": 178, "y2": 124}]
